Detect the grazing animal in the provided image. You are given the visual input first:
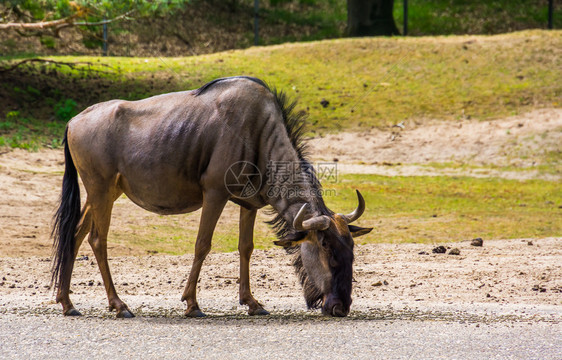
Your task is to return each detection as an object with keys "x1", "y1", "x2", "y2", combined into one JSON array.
[{"x1": 51, "y1": 76, "x2": 372, "y2": 318}]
